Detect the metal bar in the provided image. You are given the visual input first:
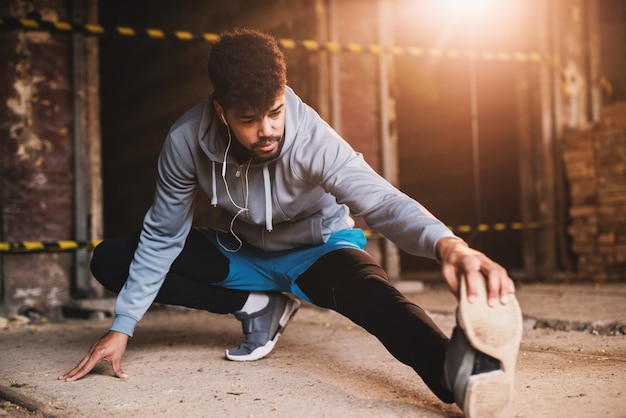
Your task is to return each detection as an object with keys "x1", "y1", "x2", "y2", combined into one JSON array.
[
  {"x1": 584, "y1": 0, "x2": 602, "y2": 122},
  {"x1": 72, "y1": 0, "x2": 90, "y2": 296},
  {"x1": 537, "y1": 0, "x2": 558, "y2": 276},
  {"x1": 377, "y1": 0, "x2": 400, "y2": 280},
  {"x1": 328, "y1": 0, "x2": 341, "y2": 133},
  {"x1": 468, "y1": 39, "x2": 483, "y2": 249},
  {"x1": 516, "y1": 62, "x2": 538, "y2": 279}
]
